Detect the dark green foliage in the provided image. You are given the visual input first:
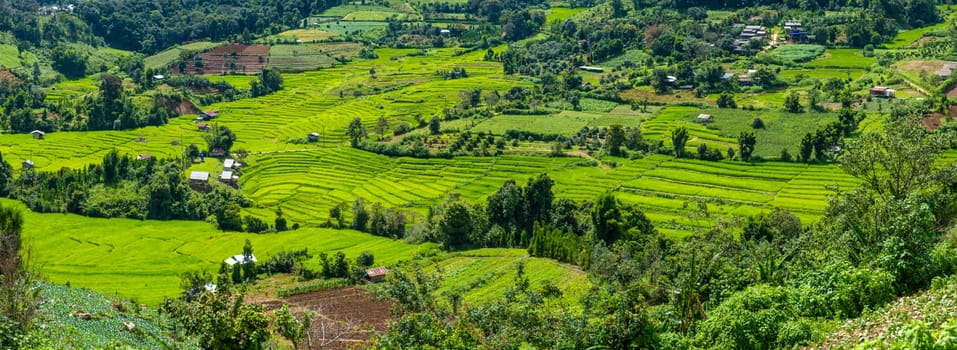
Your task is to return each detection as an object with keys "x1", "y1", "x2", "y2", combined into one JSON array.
[
  {"x1": 351, "y1": 198, "x2": 369, "y2": 232},
  {"x1": 0, "y1": 153, "x2": 14, "y2": 197},
  {"x1": 217, "y1": 203, "x2": 243, "y2": 231},
  {"x1": 751, "y1": 117, "x2": 764, "y2": 129},
  {"x1": 346, "y1": 117, "x2": 366, "y2": 147},
  {"x1": 527, "y1": 224, "x2": 589, "y2": 266},
  {"x1": 258, "y1": 249, "x2": 311, "y2": 275},
  {"x1": 243, "y1": 216, "x2": 269, "y2": 233},
  {"x1": 318, "y1": 252, "x2": 351, "y2": 279},
  {"x1": 671, "y1": 127, "x2": 688, "y2": 157},
  {"x1": 717, "y1": 92, "x2": 737, "y2": 108},
  {"x1": 429, "y1": 116, "x2": 442, "y2": 135},
  {"x1": 738, "y1": 132, "x2": 757, "y2": 162},
  {"x1": 161, "y1": 276, "x2": 272, "y2": 350},
  {"x1": 799, "y1": 133, "x2": 814, "y2": 163},
  {"x1": 784, "y1": 91, "x2": 803, "y2": 113},
  {"x1": 274, "y1": 208, "x2": 287, "y2": 232},
  {"x1": 606, "y1": 124, "x2": 626, "y2": 156},
  {"x1": 779, "y1": 148, "x2": 792, "y2": 162},
  {"x1": 0, "y1": 205, "x2": 39, "y2": 349},
  {"x1": 204, "y1": 124, "x2": 236, "y2": 153},
  {"x1": 591, "y1": 192, "x2": 655, "y2": 244},
  {"x1": 434, "y1": 196, "x2": 477, "y2": 250},
  {"x1": 356, "y1": 251, "x2": 375, "y2": 268},
  {"x1": 694, "y1": 285, "x2": 799, "y2": 349},
  {"x1": 50, "y1": 45, "x2": 87, "y2": 79},
  {"x1": 250, "y1": 68, "x2": 283, "y2": 97}
]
